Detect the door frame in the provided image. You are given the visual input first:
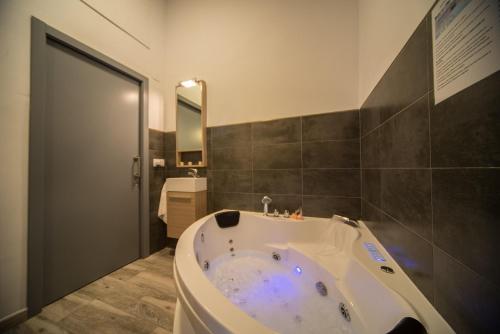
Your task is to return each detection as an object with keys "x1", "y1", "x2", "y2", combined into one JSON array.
[{"x1": 28, "y1": 17, "x2": 150, "y2": 316}]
